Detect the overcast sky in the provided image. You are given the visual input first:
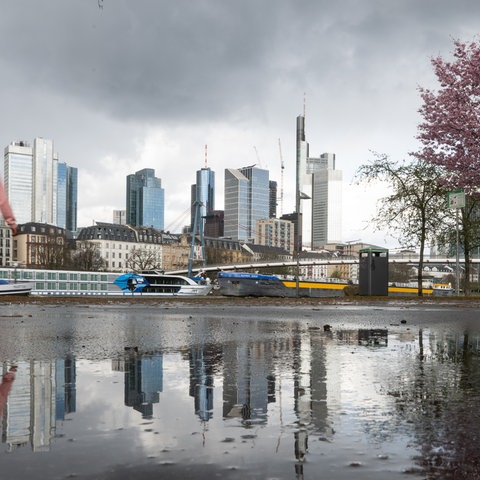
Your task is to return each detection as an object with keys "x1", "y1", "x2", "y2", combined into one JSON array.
[{"x1": 1, "y1": 0, "x2": 479, "y2": 248}]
